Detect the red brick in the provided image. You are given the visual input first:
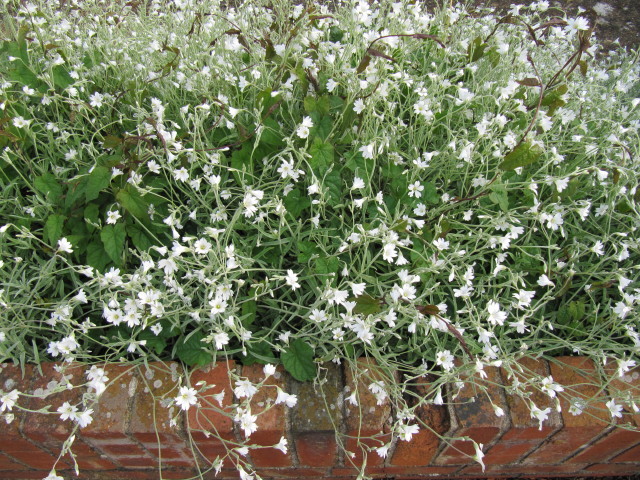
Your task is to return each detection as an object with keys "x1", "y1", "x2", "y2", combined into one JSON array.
[
  {"x1": 0, "y1": 364, "x2": 59, "y2": 470},
  {"x1": 344, "y1": 358, "x2": 395, "y2": 467},
  {"x1": 391, "y1": 375, "x2": 449, "y2": 466},
  {"x1": 435, "y1": 363, "x2": 508, "y2": 465},
  {"x1": 611, "y1": 443, "x2": 640, "y2": 462},
  {"x1": 130, "y1": 362, "x2": 194, "y2": 467},
  {"x1": 80, "y1": 364, "x2": 151, "y2": 468},
  {"x1": 376, "y1": 465, "x2": 461, "y2": 476},
  {"x1": 587, "y1": 462, "x2": 640, "y2": 474},
  {"x1": 523, "y1": 357, "x2": 610, "y2": 466},
  {"x1": 570, "y1": 363, "x2": 640, "y2": 464},
  {"x1": 22, "y1": 363, "x2": 116, "y2": 470},
  {"x1": 187, "y1": 361, "x2": 236, "y2": 467},
  {"x1": 290, "y1": 363, "x2": 341, "y2": 467},
  {"x1": 0, "y1": 452, "x2": 27, "y2": 471},
  {"x1": 254, "y1": 467, "x2": 329, "y2": 478},
  {"x1": 242, "y1": 364, "x2": 291, "y2": 467}
]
